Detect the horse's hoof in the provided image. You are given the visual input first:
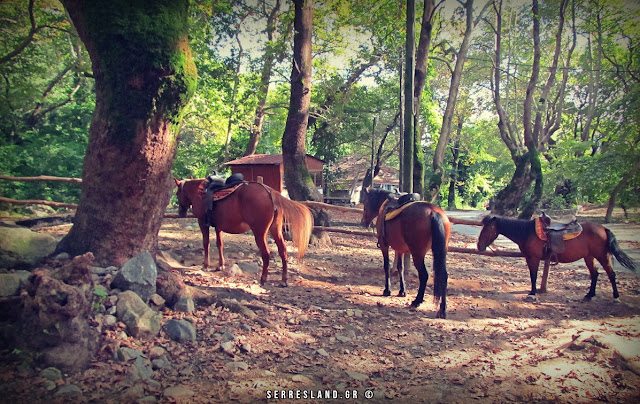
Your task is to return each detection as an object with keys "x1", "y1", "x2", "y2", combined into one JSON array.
[
  {"x1": 582, "y1": 295, "x2": 593, "y2": 302},
  {"x1": 538, "y1": 288, "x2": 548, "y2": 294},
  {"x1": 280, "y1": 282, "x2": 289, "y2": 288},
  {"x1": 524, "y1": 295, "x2": 537, "y2": 302},
  {"x1": 436, "y1": 311, "x2": 446, "y2": 319},
  {"x1": 398, "y1": 291, "x2": 406, "y2": 297},
  {"x1": 410, "y1": 300, "x2": 422, "y2": 308},
  {"x1": 613, "y1": 297, "x2": 620, "y2": 303},
  {"x1": 383, "y1": 290, "x2": 391, "y2": 297}
]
